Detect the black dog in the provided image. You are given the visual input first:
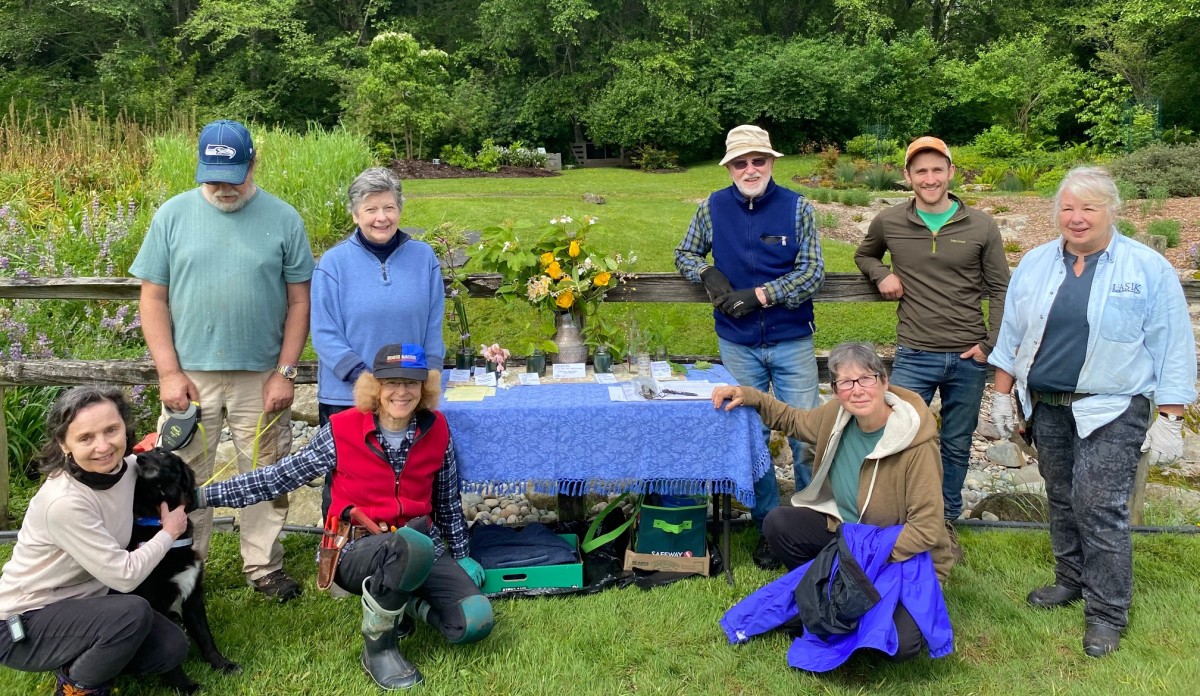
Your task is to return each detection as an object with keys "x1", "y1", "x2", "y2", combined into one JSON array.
[{"x1": 130, "y1": 449, "x2": 240, "y2": 694}]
